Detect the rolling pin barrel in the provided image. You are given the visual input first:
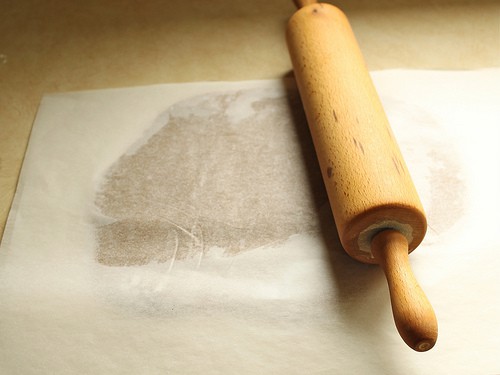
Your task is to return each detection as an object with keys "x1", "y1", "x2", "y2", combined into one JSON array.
[{"x1": 286, "y1": 2, "x2": 437, "y2": 351}]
